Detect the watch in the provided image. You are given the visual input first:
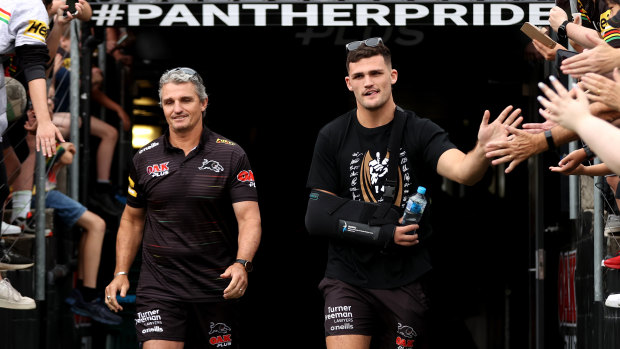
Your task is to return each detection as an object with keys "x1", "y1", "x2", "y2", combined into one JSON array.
[
  {"x1": 557, "y1": 20, "x2": 570, "y2": 41},
  {"x1": 544, "y1": 130, "x2": 556, "y2": 152},
  {"x1": 235, "y1": 259, "x2": 254, "y2": 272}
]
